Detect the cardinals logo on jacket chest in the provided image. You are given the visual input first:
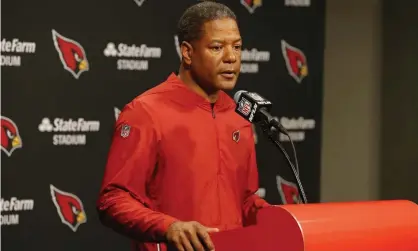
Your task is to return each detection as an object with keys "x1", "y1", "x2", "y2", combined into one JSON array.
[
  {"x1": 50, "y1": 184, "x2": 87, "y2": 232},
  {"x1": 232, "y1": 130, "x2": 240, "y2": 143},
  {"x1": 52, "y1": 29, "x2": 89, "y2": 79},
  {"x1": 1, "y1": 116, "x2": 22, "y2": 157},
  {"x1": 281, "y1": 40, "x2": 308, "y2": 83}
]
